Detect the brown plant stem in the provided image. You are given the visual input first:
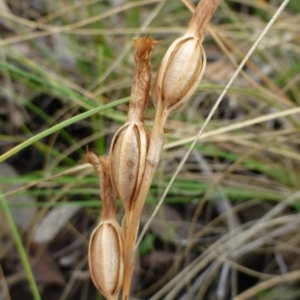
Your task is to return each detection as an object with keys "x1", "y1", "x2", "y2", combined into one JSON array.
[
  {"x1": 122, "y1": 102, "x2": 167, "y2": 300},
  {"x1": 127, "y1": 37, "x2": 153, "y2": 122},
  {"x1": 86, "y1": 150, "x2": 116, "y2": 220},
  {"x1": 188, "y1": 0, "x2": 223, "y2": 41}
]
